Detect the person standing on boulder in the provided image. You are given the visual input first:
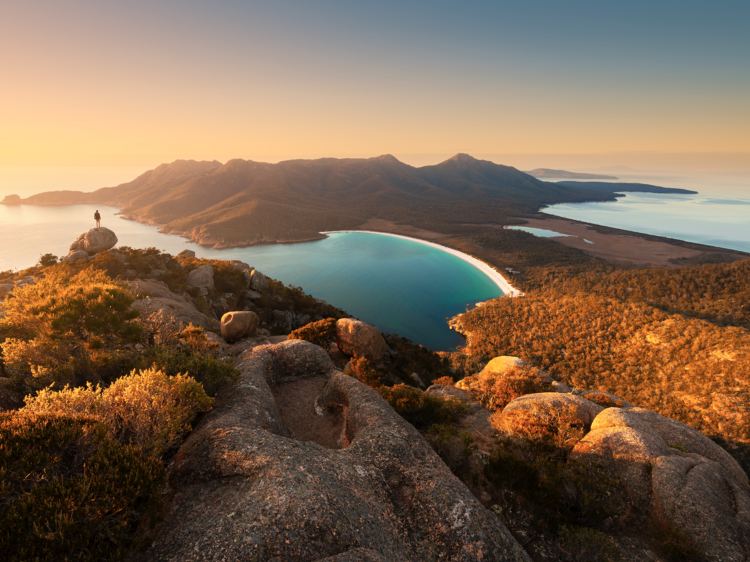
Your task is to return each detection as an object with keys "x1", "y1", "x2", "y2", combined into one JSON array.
[{"x1": 94, "y1": 210, "x2": 101, "y2": 228}]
